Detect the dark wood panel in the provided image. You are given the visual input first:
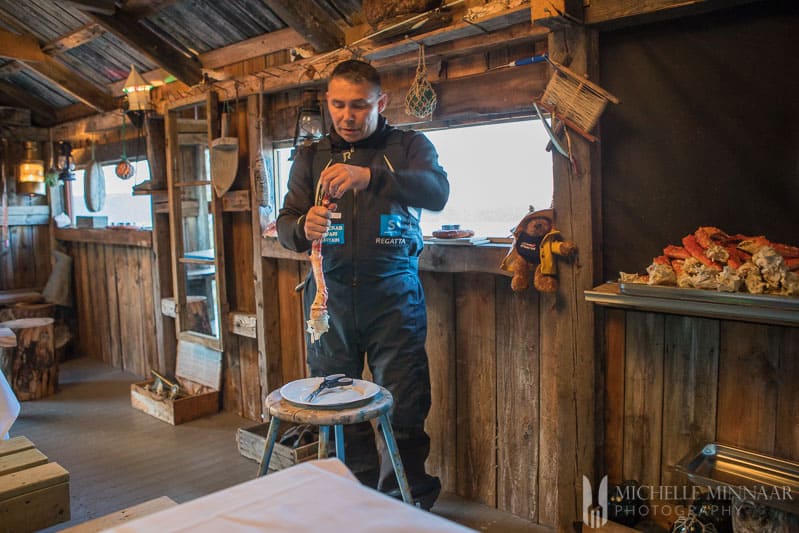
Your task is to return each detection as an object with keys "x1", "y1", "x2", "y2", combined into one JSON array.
[
  {"x1": 455, "y1": 273, "x2": 497, "y2": 506},
  {"x1": 86, "y1": 243, "x2": 110, "y2": 363},
  {"x1": 237, "y1": 336, "x2": 261, "y2": 421},
  {"x1": 604, "y1": 308, "x2": 626, "y2": 485},
  {"x1": 69, "y1": 242, "x2": 160, "y2": 378},
  {"x1": 261, "y1": 257, "x2": 283, "y2": 394},
  {"x1": 718, "y1": 322, "x2": 780, "y2": 454},
  {"x1": 276, "y1": 259, "x2": 306, "y2": 385},
  {"x1": 776, "y1": 327, "x2": 799, "y2": 461},
  {"x1": 660, "y1": 315, "x2": 718, "y2": 486},
  {"x1": 420, "y1": 271, "x2": 456, "y2": 493},
  {"x1": 1, "y1": 225, "x2": 50, "y2": 290},
  {"x1": 103, "y1": 244, "x2": 122, "y2": 368},
  {"x1": 622, "y1": 311, "x2": 664, "y2": 486},
  {"x1": 495, "y1": 282, "x2": 539, "y2": 520}
]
